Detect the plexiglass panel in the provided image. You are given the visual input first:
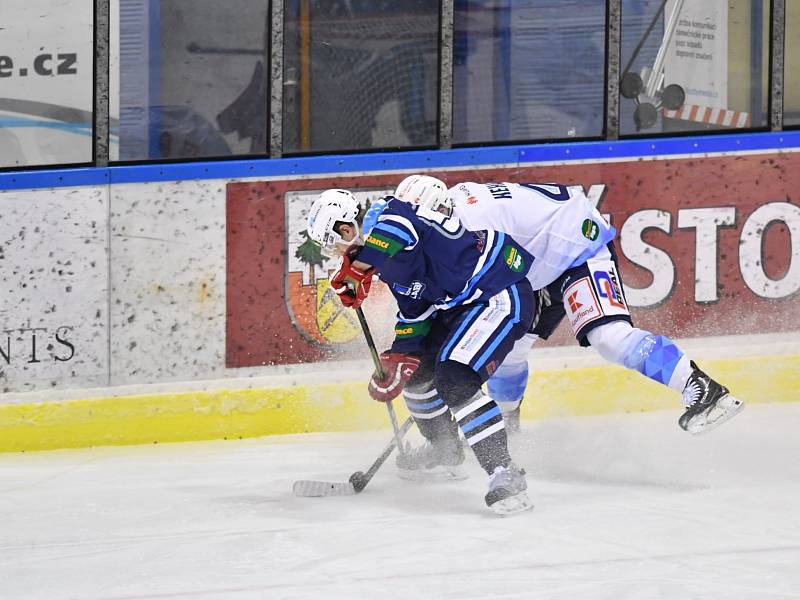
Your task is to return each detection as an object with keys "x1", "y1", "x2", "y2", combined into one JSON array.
[
  {"x1": 282, "y1": 1, "x2": 439, "y2": 154},
  {"x1": 111, "y1": 0, "x2": 269, "y2": 162},
  {"x1": 453, "y1": 0, "x2": 606, "y2": 144},
  {"x1": 0, "y1": 0, "x2": 93, "y2": 168},
  {"x1": 620, "y1": 0, "x2": 769, "y2": 136}
]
